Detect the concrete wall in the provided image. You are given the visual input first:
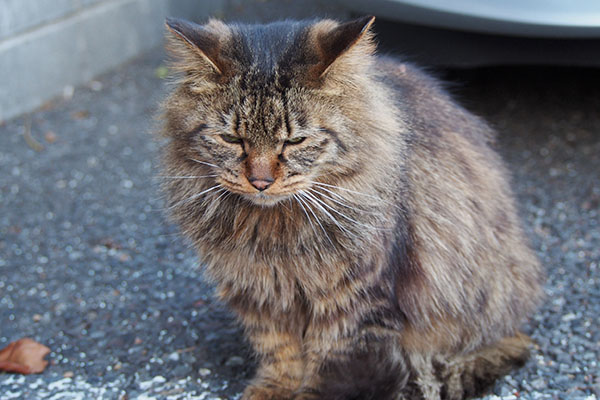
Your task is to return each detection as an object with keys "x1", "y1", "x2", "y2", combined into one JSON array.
[
  {"x1": 0, "y1": 0, "x2": 225, "y2": 122},
  {"x1": 0, "y1": 0, "x2": 350, "y2": 123}
]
